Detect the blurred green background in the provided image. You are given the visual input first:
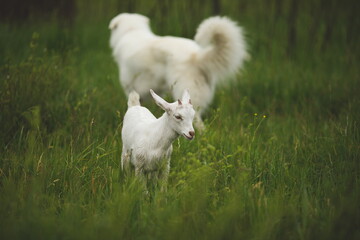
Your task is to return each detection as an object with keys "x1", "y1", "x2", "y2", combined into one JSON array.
[{"x1": 0, "y1": 0, "x2": 359, "y2": 239}]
